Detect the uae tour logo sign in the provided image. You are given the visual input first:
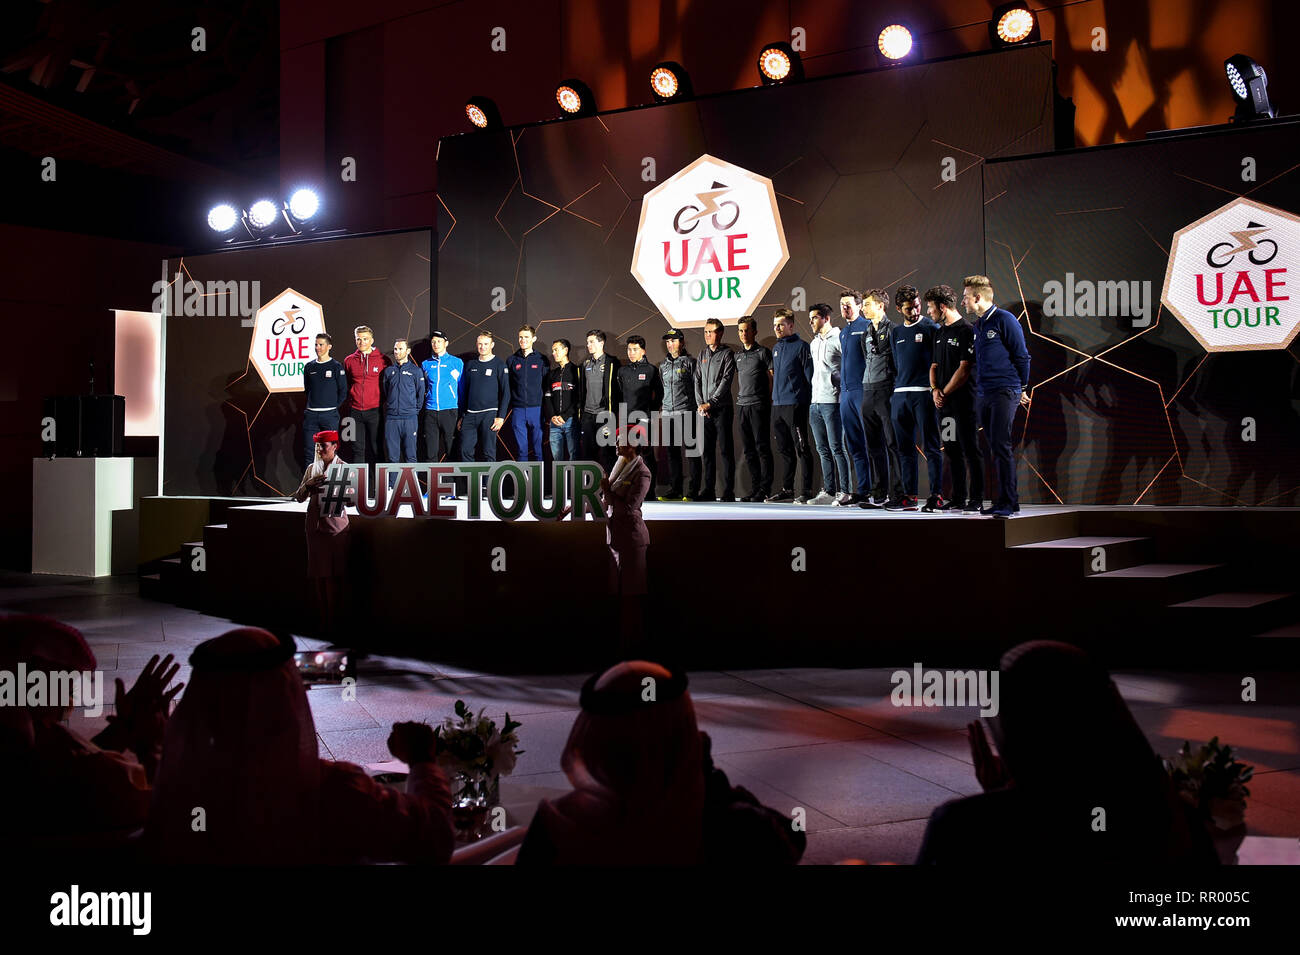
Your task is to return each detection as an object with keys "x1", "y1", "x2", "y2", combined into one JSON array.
[
  {"x1": 1162, "y1": 197, "x2": 1297, "y2": 352},
  {"x1": 249, "y1": 288, "x2": 326, "y2": 392},
  {"x1": 631, "y1": 154, "x2": 789, "y2": 328}
]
